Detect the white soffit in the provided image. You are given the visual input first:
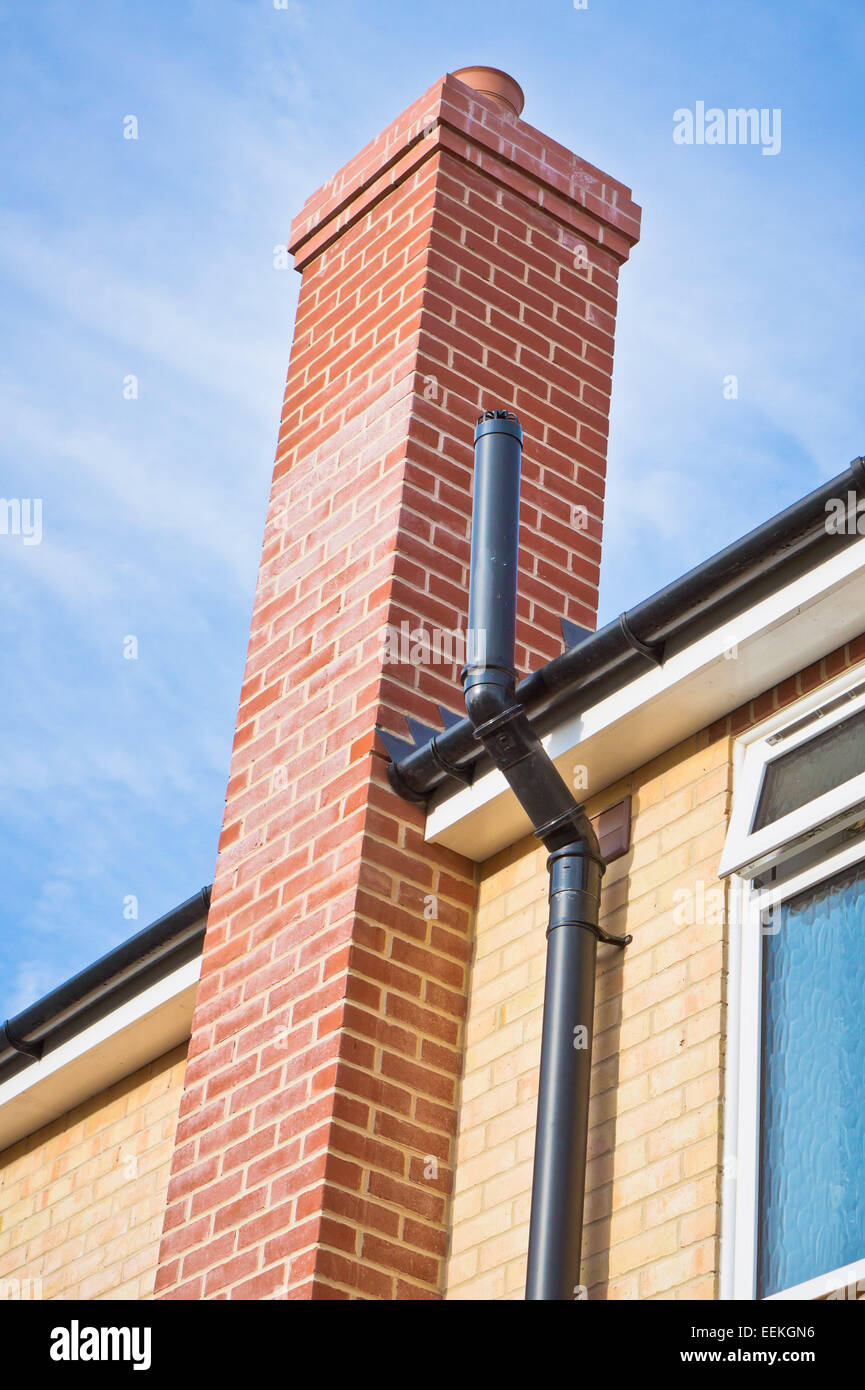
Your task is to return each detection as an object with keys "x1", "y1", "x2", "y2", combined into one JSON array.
[
  {"x1": 426, "y1": 537, "x2": 865, "y2": 862},
  {"x1": 0, "y1": 956, "x2": 200, "y2": 1154}
]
